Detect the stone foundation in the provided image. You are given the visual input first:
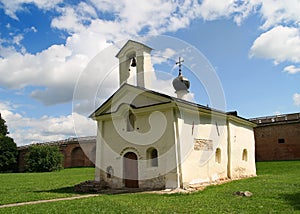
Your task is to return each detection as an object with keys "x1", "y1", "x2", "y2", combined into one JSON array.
[
  {"x1": 74, "y1": 180, "x2": 109, "y2": 193},
  {"x1": 139, "y1": 175, "x2": 165, "y2": 189},
  {"x1": 75, "y1": 176, "x2": 165, "y2": 193},
  {"x1": 74, "y1": 180, "x2": 162, "y2": 194}
]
